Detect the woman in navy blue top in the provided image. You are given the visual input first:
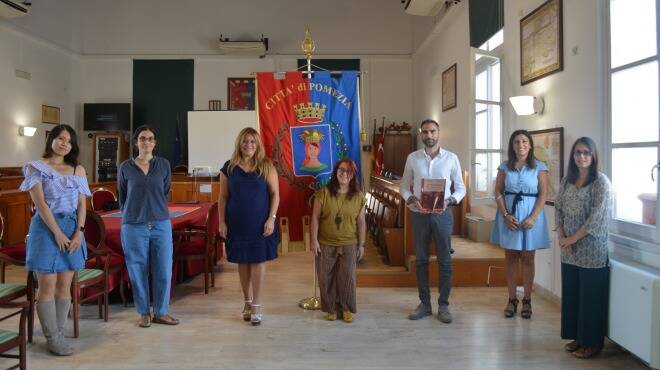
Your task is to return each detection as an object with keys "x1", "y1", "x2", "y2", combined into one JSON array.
[
  {"x1": 219, "y1": 127, "x2": 280, "y2": 326},
  {"x1": 20, "y1": 124, "x2": 91, "y2": 356},
  {"x1": 118, "y1": 125, "x2": 178, "y2": 328}
]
